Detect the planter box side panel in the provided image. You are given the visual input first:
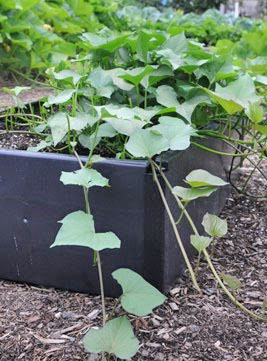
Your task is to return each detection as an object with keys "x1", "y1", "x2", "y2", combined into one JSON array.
[
  {"x1": 0, "y1": 150, "x2": 147, "y2": 297},
  {"x1": 143, "y1": 173, "x2": 166, "y2": 290}
]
